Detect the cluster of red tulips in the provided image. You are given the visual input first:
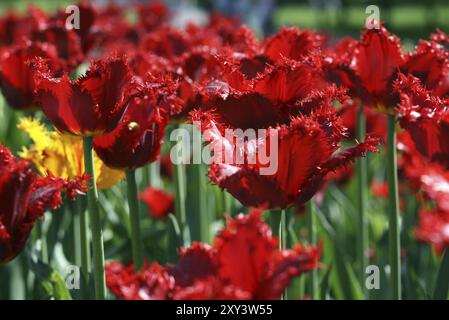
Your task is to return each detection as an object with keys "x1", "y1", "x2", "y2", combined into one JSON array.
[{"x1": 1, "y1": 1, "x2": 449, "y2": 300}]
